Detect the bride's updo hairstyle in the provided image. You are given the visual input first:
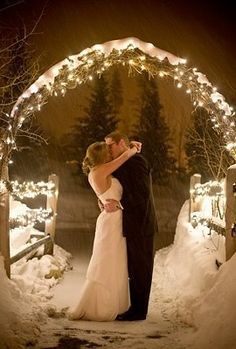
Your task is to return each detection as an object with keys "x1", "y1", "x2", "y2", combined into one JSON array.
[{"x1": 82, "y1": 142, "x2": 109, "y2": 175}]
